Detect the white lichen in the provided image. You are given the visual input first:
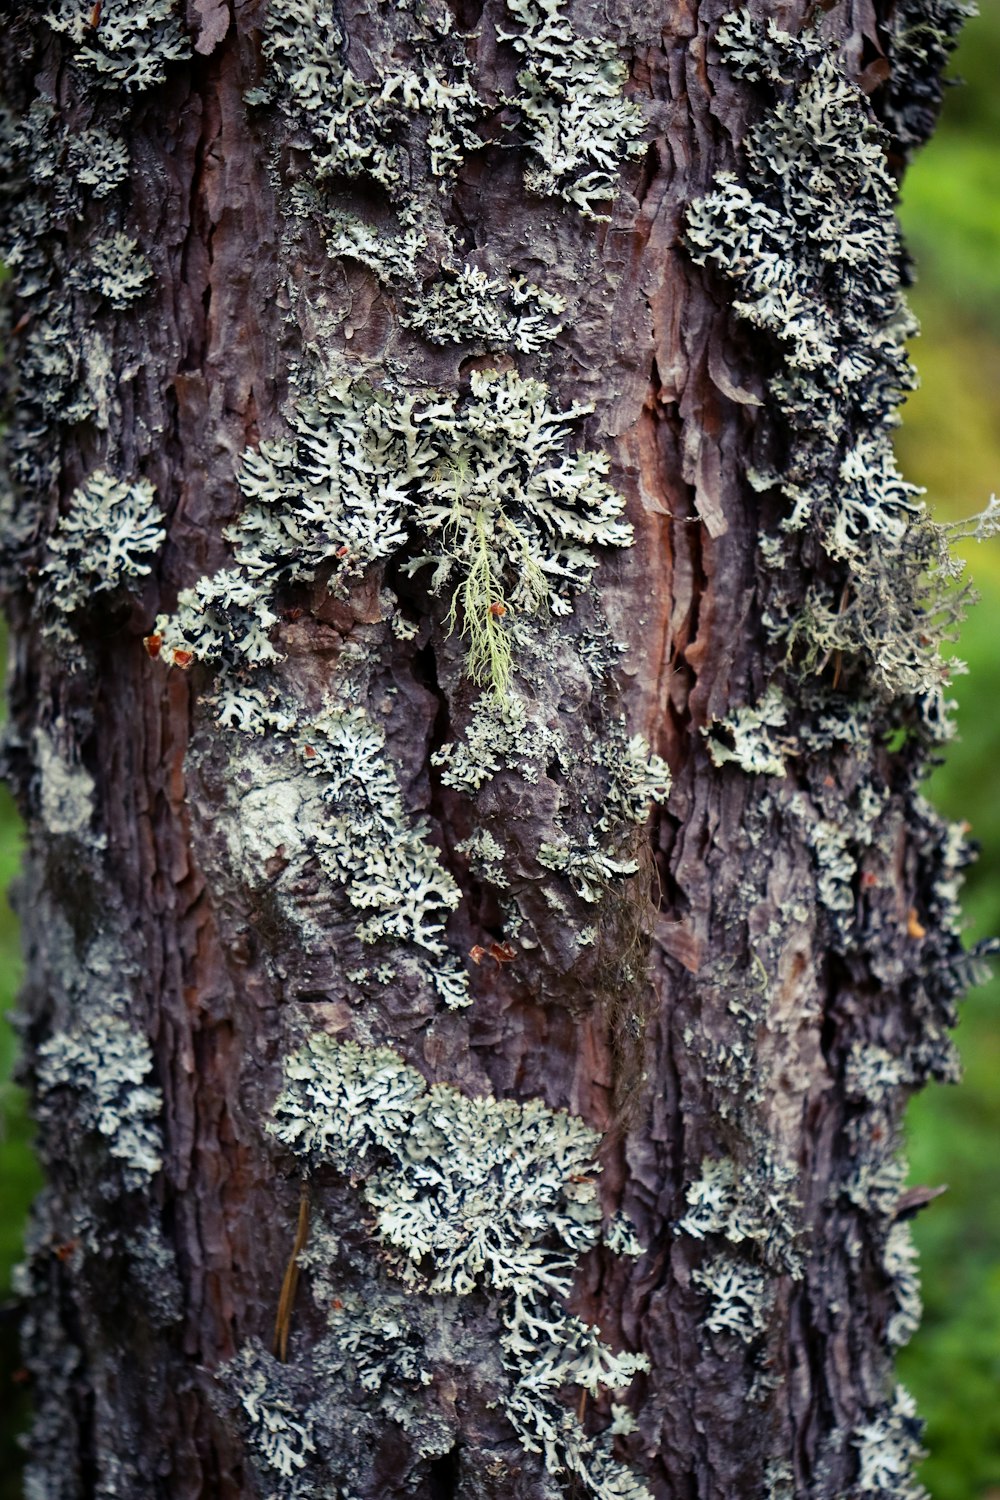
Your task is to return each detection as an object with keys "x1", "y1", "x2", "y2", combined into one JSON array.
[
  {"x1": 691, "y1": 1253, "x2": 770, "y2": 1342},
  {"x1": 432, "y1": 691, "x2": 560, "y2": 793},
  {"x1": 538, "y1": 838, "x2": 640, "y2": 904},
  {"x1": 704, "y1": 685, "x2": 791, "y2": 777},
  {"x1": 603, "y1": 1211, "x2": 644, "y2": 1259},
  {"x1": 68, "y1": 128, "x2": 130, "y2": 197},
  {"x1": 228, "y1": 1345, "x2": 318, "y2": 1481}
]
